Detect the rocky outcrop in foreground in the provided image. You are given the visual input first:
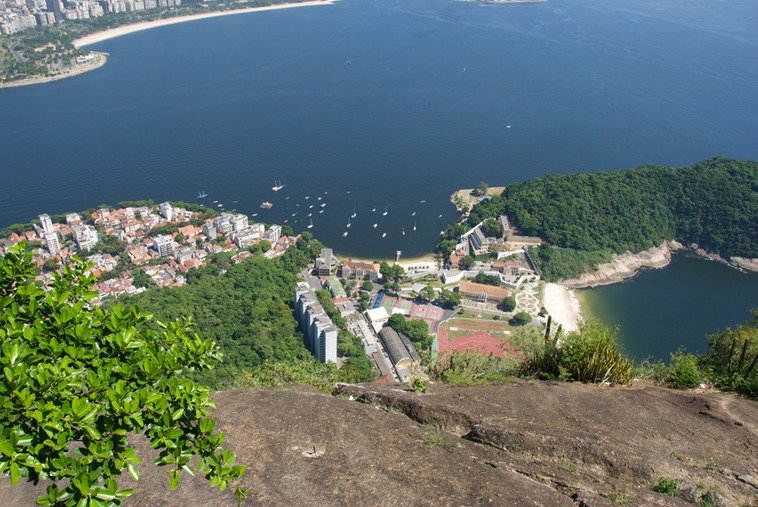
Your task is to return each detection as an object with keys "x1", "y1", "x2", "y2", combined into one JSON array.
[{"x1": 2, "y1": 381, "x2": 756, "y2": 506}]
